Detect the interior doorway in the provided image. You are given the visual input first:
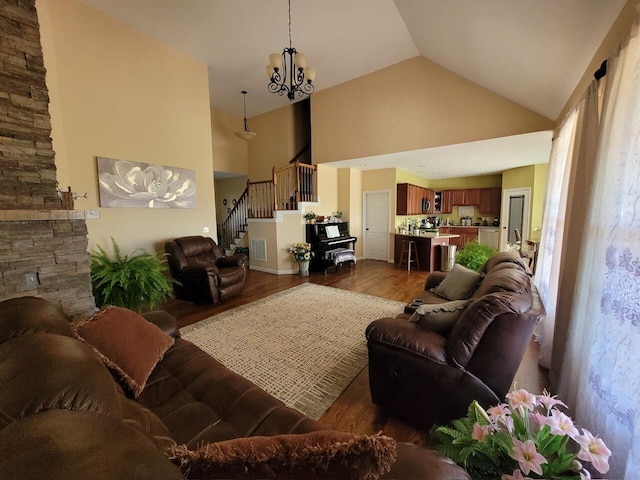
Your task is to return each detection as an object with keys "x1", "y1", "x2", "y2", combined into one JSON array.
[
  {"x1": 500, "y1": 188, "x2": 531, "y2": 250},
  {"x1": 363, "y1": 191, "x2": 390, "y2": 261}
]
